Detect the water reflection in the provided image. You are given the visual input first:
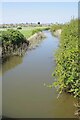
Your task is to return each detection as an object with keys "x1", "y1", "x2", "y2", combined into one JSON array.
[
  {"x1": 2, "y1": 31, "x2": 76, "y2": 118},
  {"x1": 2, "y1": 56, "x2": 23, "y2": 74}
]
